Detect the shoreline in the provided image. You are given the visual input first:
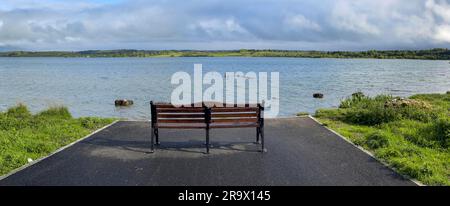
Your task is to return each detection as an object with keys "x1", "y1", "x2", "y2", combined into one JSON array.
[
  {"x1": 1, "y1": 48, "x2": 450, "y2": 60},
  {"x1": 2, "y1": 56, "x2": 450, "y2": 61}
]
